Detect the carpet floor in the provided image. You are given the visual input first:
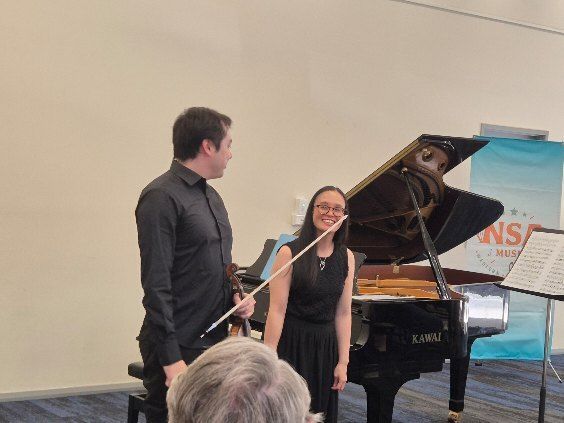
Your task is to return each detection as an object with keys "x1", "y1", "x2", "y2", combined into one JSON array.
[{"x1": 1, "y1": 355, "x2": 562, "y2": 422}]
